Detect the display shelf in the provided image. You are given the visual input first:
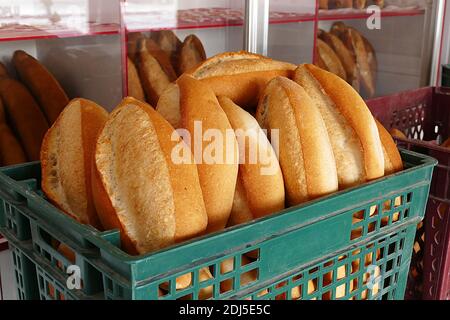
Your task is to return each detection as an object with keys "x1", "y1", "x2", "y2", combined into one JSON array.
[
  {"x1": 0, "y1": 22, "x2": 119, "y2": 42},
  {"x1": 123, "y1": 7, "x2": 314, "y2": 33},
  {"x1": 318, "y1": 6, "x2": 425, "y2": 21}
]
